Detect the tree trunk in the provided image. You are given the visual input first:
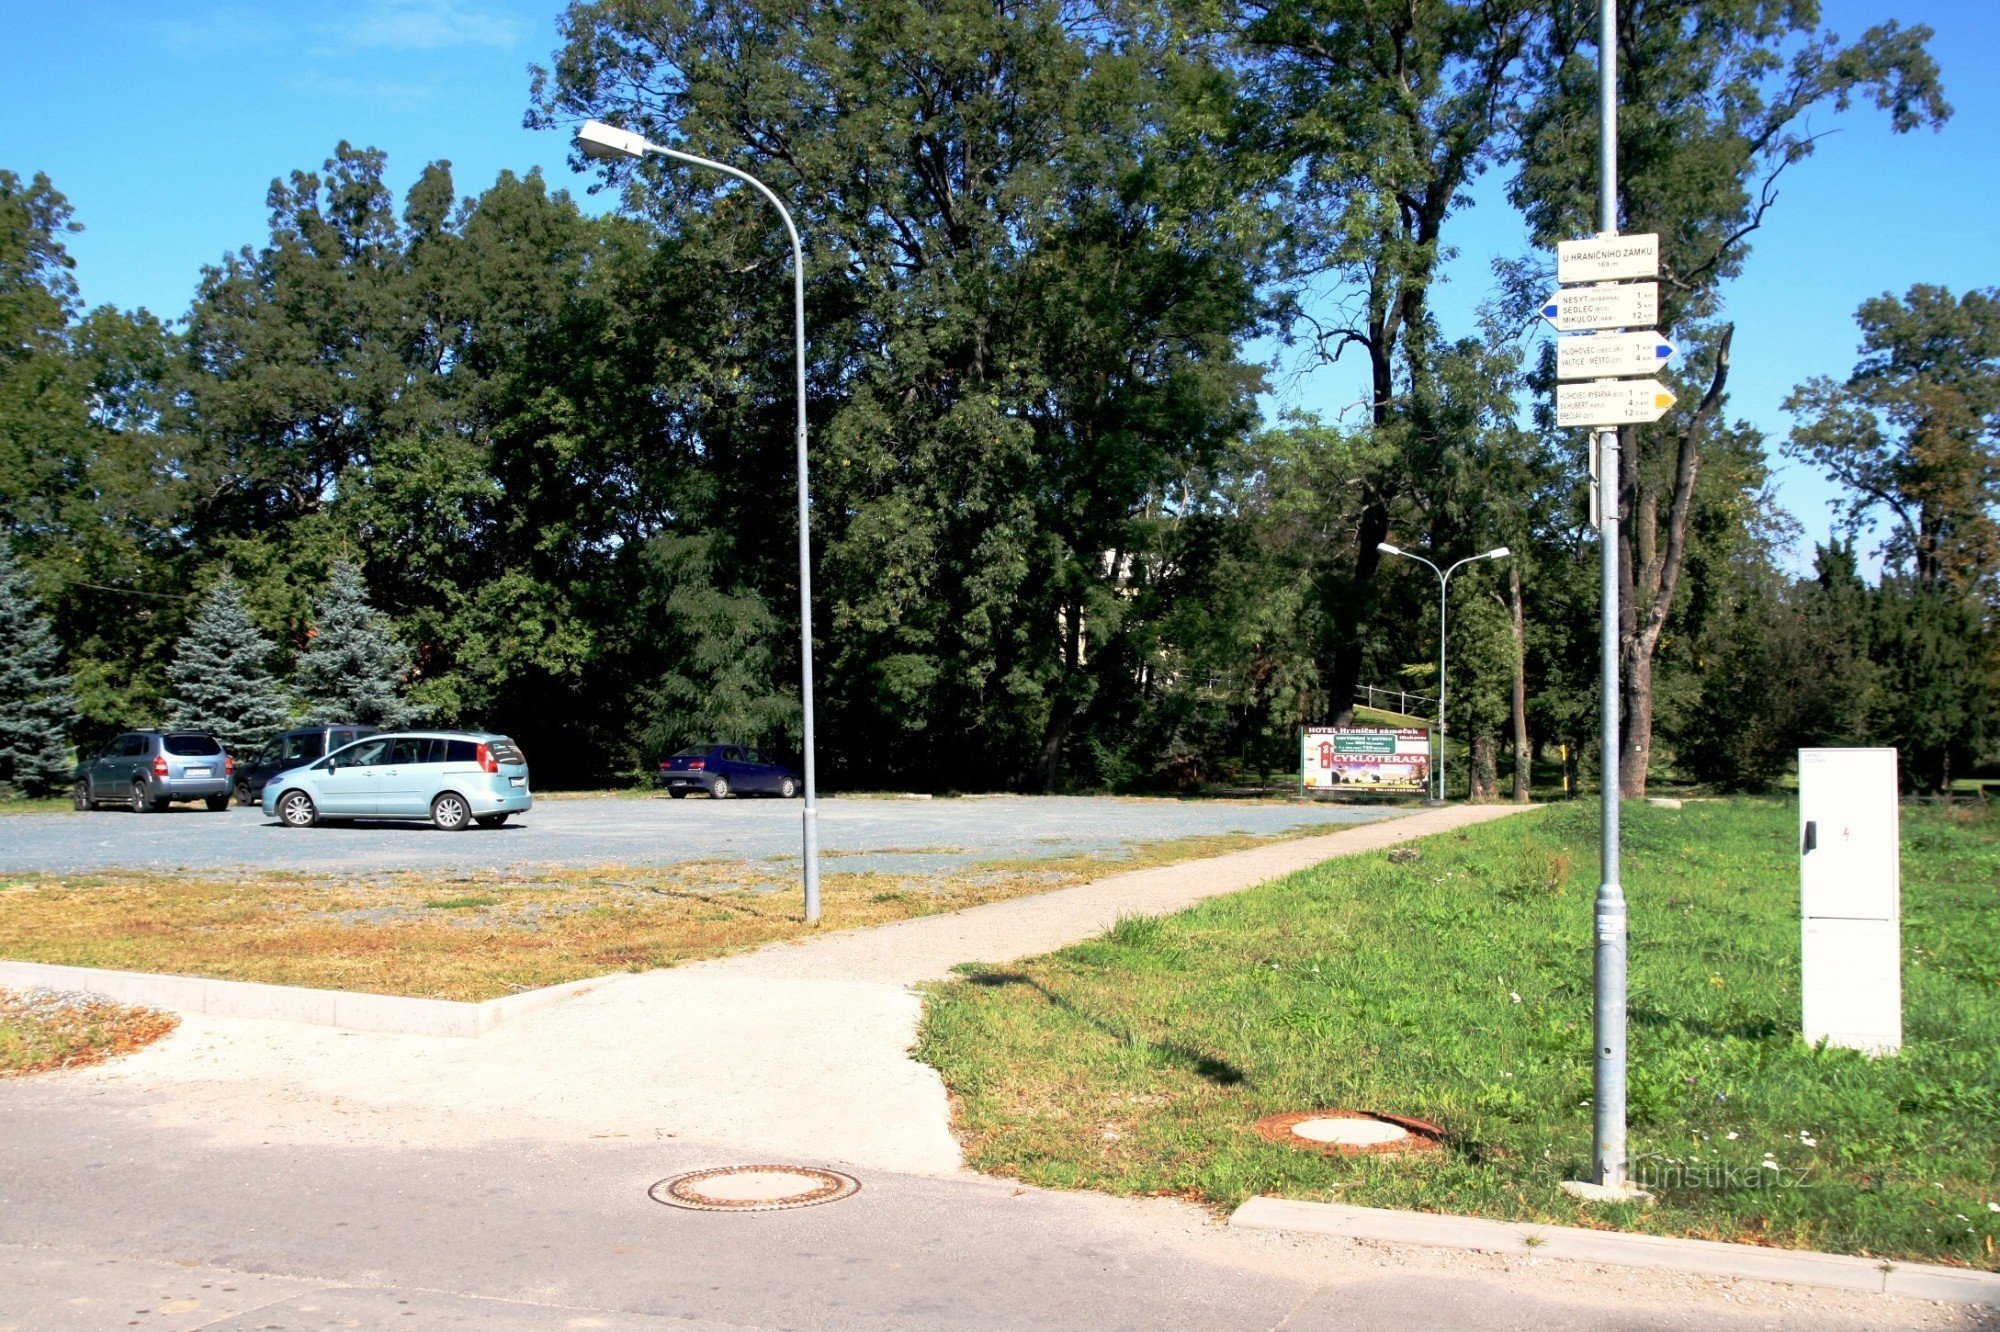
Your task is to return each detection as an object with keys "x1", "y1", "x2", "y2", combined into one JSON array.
[
  {"x1": 1619, "y1": 326, "x2": 1734, "y2": 799},
  {"x1": 1508, "y1": 565, "x2": 1530, "y2": 802},
  {"x1": 1620, "y1": 640, "x2": 1654, "y2": 797},
  {"x1": 1470, "y1": 731, "x2": 1499, "y2": 803},
  {"x1": 1031, "y1": 591, "x2": 1085, "y2": 792}
]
